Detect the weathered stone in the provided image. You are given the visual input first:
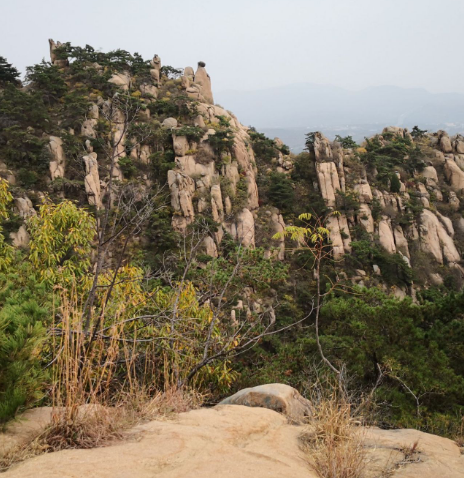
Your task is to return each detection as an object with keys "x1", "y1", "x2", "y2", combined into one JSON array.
[
  {"x1": 271, "y1": 212, "x2": 286, "y2": 260},
  {"x1": 316, "y1": 162, "x2": 341, "y2": 208},
  {"x1": 354, "y1": 181, "x2": 373, "y2": 203},
  {"x1": 439, "y1": 132, "x2": 453, "y2": 153},
  {"x1": 162, "y1": 117, "x2": 178, "y2": 129},
  {"x1": 211, "y1": 184, "x2": 224, "y2": 222},
  {"x1": 172, "y1": 134, "x2": 189, "y2": 157},
  {"x1": 444, "y1": 158, "x2": 464, "y2": 191},
  {"x1": 140, "y1": 83, "x2": 158, "y2": 99},
  {"x1": 358, "y1": 203, "x2": 374, "y2": 234},
  {"x1": 168, "y1": 171, "x2": 195, "y2": 231},
  {"x1": 378, "y1": 217, "x2": 396, "y2": 254},
  {"x1": 10, "y1": 225, "x2": 29, "y2": 248},
  {"x1": 184, "y1": 66, "x2": 194, "y2": 78},
  {"x1": 48, "y1": 136, "x2": 66, "y2": 180},
  {"x1": 312, "y1": 133, "x2": 331, "y2": 161},
  {"x1": 108, "y1": 72, "x2": 131, "y2": 90},
  {"x1": 393, "y1": 225, "x2": 410, "y2": 258},
  {"x1": 219, "y1": 384, "x2": 312, "y2": 423},
  {"x1": 422, "y1": 165, "x2": 438, "y2": 182},
  {"x1": 83, "y1": 153, "x2": 102, "y2": 208},
  {"x1": 194, "y1": 62, "x2": 214, "y2": 104},
  {"x1": 81, "y1": 118, "x2": 98, "y2": 138},
  {"x1": 203, "y1": 236, "x2": 218, "y2": 258},
  {"x1": 48, "y1": 39, "x2": 67, "y2": 67},
  {"x1": 14, "y1": 197, "x2": 35, "y2": 218},
  {"x1": 449, "y1": 191, "x2": 460, "y2": 211},
  {"x1": 420, "y1": 209, "x2": 460, "y2": 264}
]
